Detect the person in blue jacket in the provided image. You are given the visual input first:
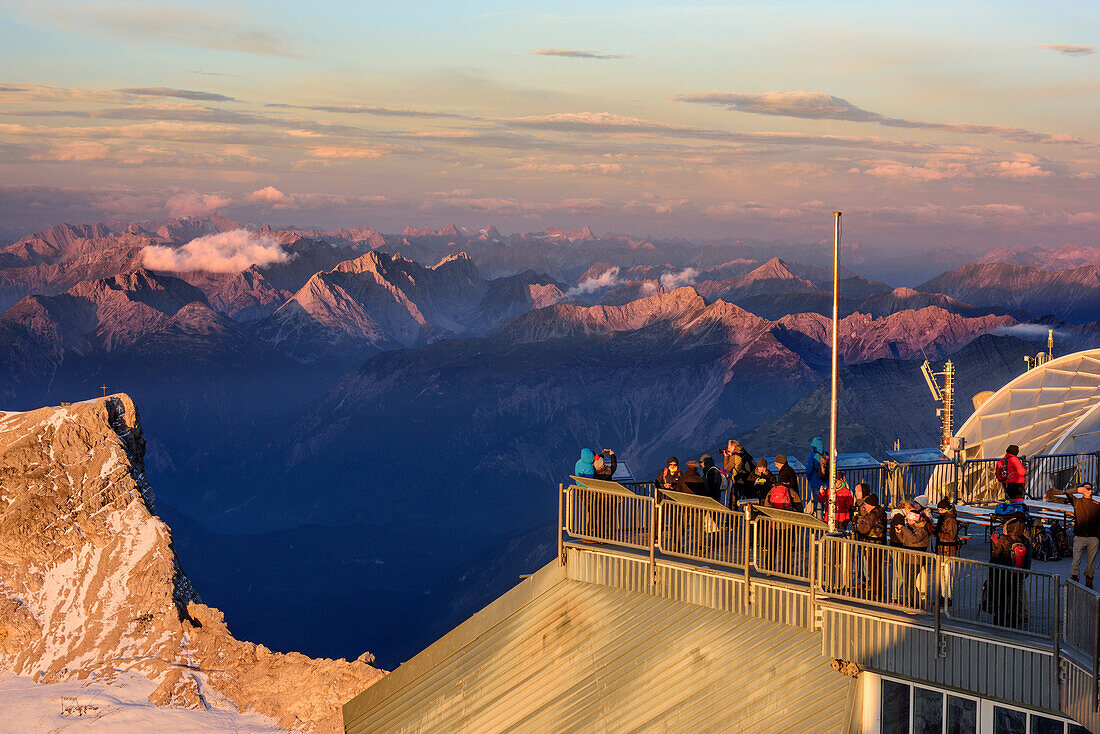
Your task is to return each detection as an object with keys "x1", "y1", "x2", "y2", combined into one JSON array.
[
  {"x1": 573, "y1": 448, "x2": 599, "y2": 538},
  {"x1": 806, "y1": 436, "x2": 828, "y2": 512},
  {"x1": 575, "y1": 448, "x2": 596, "y2": 478}
]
